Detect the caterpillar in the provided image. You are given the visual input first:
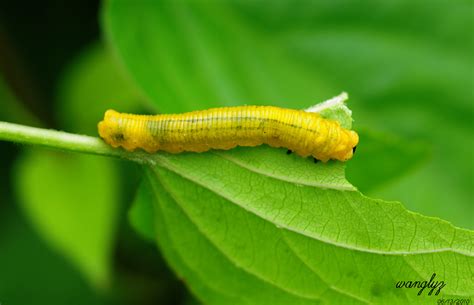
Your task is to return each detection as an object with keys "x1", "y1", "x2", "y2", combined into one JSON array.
[{"x1": 98, "y1": 105, "x2": 359, "y2": 162}]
